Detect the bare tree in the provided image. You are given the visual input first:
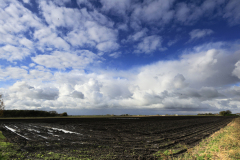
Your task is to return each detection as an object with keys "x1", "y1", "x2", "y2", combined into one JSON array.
[{"x1": 0, "y1": 94, "x2": 5, "y2": 116}]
